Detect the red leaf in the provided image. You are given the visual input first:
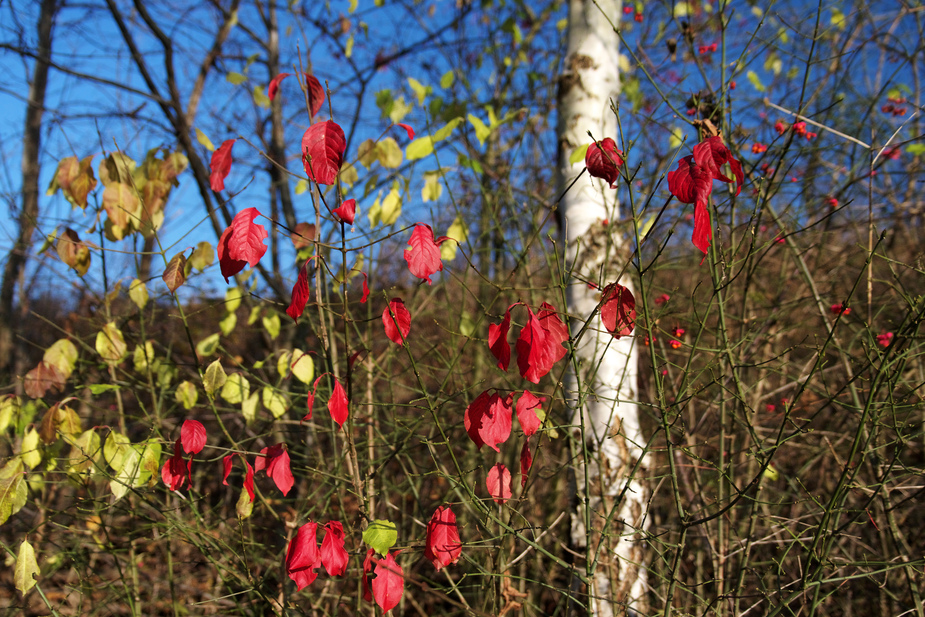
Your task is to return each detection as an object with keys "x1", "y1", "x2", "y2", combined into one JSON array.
[
  {"x1": 222, "y1": 453, "x2": 255, "y2": 501},
  {"x1": 382, "y1": 298, "x2": 411, "y2": 345},
  {"x1": 305, "y1": 375, "x2": 323, "y2": 422},
  {"x1": 692, "y1": 200, "x2": 712, "y2": 257},
  {"x1": 333, "y1": 198, "x2": 356, "y2": 224},
  {"x1": 404, "y1": 223, "x2": 446, "y2": 285},
  {"x1": 320, "y1": 521, "x2": 349, "y2": 576},
  {"x1": 520, "y1": 442, "x2": 533, "y2": 487},
  {"x1": 222, "y1": 454, "x2": 233, "y2": 485},
  {"x1": 268, "y1": 72, "x2": 291, "y2": 101},
  {"x1": 286, "y1": 522, "x2": 321, "y2": 590},
  {"x1": 161, "y1": 441, "x2": 190, "y2": 491},
  {"x1": 328, "y1": 377, "x2": 349, "y2": 429},
  {"x1": 305, "y1": 73, "x2": 326, "y2": 118},
  {"x1": 464, "y1": 390, "x2": 512, "y2": 452},
  {"x1": 486, "y1": 463, "x2": 512, "y2": 504},
  {"x1": 600, "y1": 283, "x2": 636, "y2": 338},
  {"x1": 488, "y1": 308, "x2": 512, "y2": 371},
  {"x1": 397, "y1": 123, "x2": 415, "y2": 140},
  {"x1": 699, "y1": 135, "x2": 743, "y2": 195},
  {"x1": 537, "y1": 302, "x2": 569, "y2": 365},
  {"x1": 228, "y1": 207, "x2": 269, "y2": 267},
  {"x1": 256, "y1": 443, "x2": 294, "y2": 496},
  {"x1": 217, "y1": 225, "x2": 247, "y2": 282},
  {"x1": 362, "y1": 548, "x2": 376, "y2": 602},
  {"x1": 302, "y1": 120, "x2": 345, "y2": 185},
  {"x1": 372, "y1": 552, "x2": 404, "y2": 613},
  {"x1": 516, "y1": 307, "x2": 551, "y2": 384},
  {"x1": 516, "y1": 390, "x2": 545, "y2": 436},
  {"x1": 180, "y1": 419, "x2": 206, "y2": 454},
  {"x1": 286, "y1": 262, "x2": 310, "y2": 322},
  {"x1": 23, "y1": 360, "x2": 66, "y2": 399},
  {"x1": 585, "y1": 137, "x2": 624, "y2": 188},
  {"x1": 666, "y1": 154, "x2": 713, "y2": 206},
  {"x1": 210, "y1": 139, "x2": 235, "y2": 192},
  {"x1": 424, "y1": 506, "x2": 462, "y2": 571},
  {"x1": 360, "y1": 272, "x2": 370, "y2": 303}
]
